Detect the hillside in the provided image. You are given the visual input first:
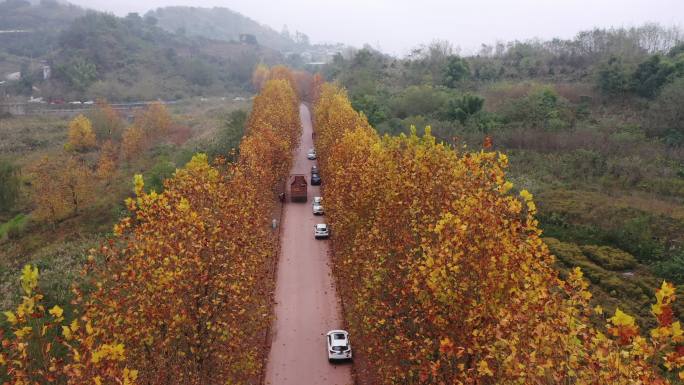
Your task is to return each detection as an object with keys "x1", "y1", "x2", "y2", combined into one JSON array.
[
  {"x1": 0, "y1": 0, "x2": 85, "y2": 77},
  {"x1": 148, "y1": 6, "x2": 306, "y2": 53},
  {"x1": 0, "y1": 2, "x2": 284, "y2": 101}
]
